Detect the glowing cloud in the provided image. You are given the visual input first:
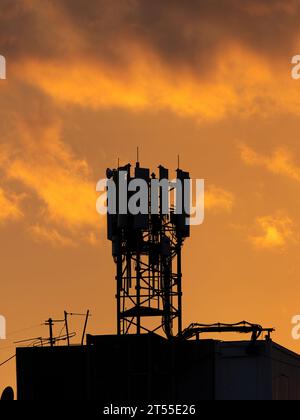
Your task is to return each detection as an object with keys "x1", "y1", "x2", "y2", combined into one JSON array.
[
  {"x1": 250, "y1": 214, "x2": 297, "y2": 249},
  {"x1": 13, "y1": 41, "x2": 295, "y2": 122},
  {"x1": 8, "y1": 157, "x2": 98, "y2": 229},
  {"x1": 240, "y1": 145, "x2": 300, "y2": 182},
  {"x1": 29, "y1": 225, "x2": 76, "y2": 248},
  {"x1": 0, "y1": 120, "x2": 101, "y2": 246},
  {"x1": 205, "y1": 185, "x2": 235, "y2": 213},
  {"x1": 0, "y1": 188, "x2": 23, "y2": 223}
]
